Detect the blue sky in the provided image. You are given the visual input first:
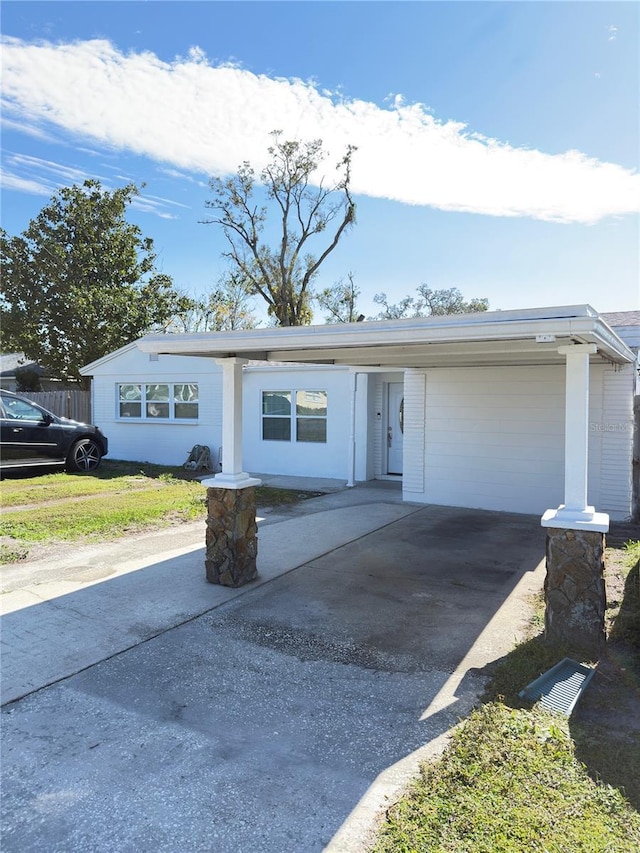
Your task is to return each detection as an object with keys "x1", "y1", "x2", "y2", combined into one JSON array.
[{"x1": 1, "y1": 1, "x2": 639, "y2": 323}]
